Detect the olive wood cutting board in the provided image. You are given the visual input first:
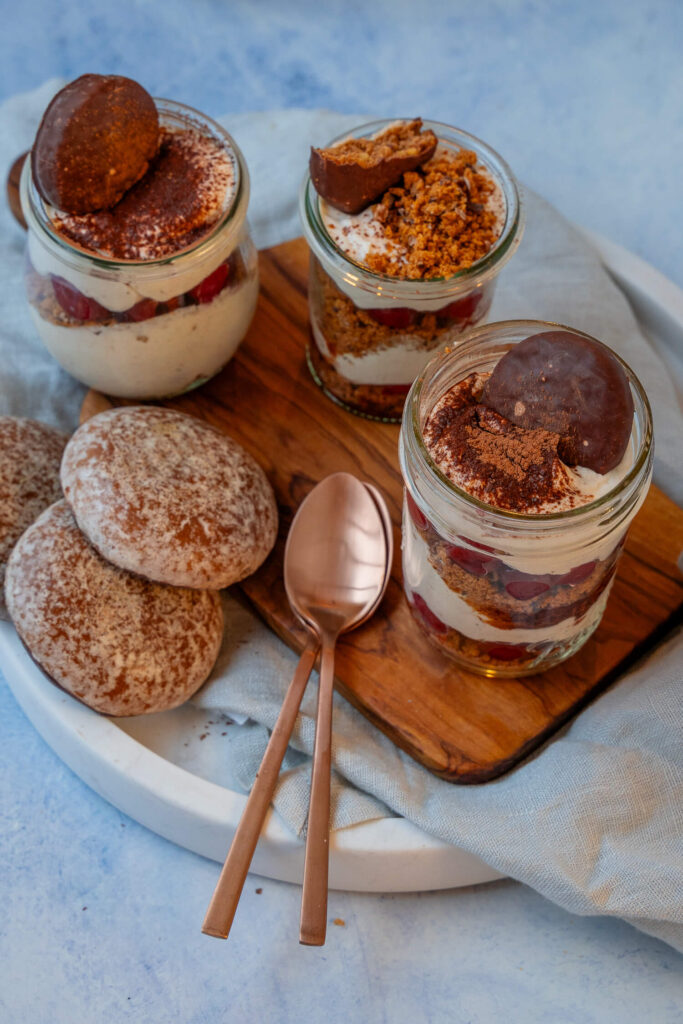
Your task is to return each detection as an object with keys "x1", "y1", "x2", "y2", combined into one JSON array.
[{"x1": 81, "y1": 236, "x2": 683, "y2": 783}]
